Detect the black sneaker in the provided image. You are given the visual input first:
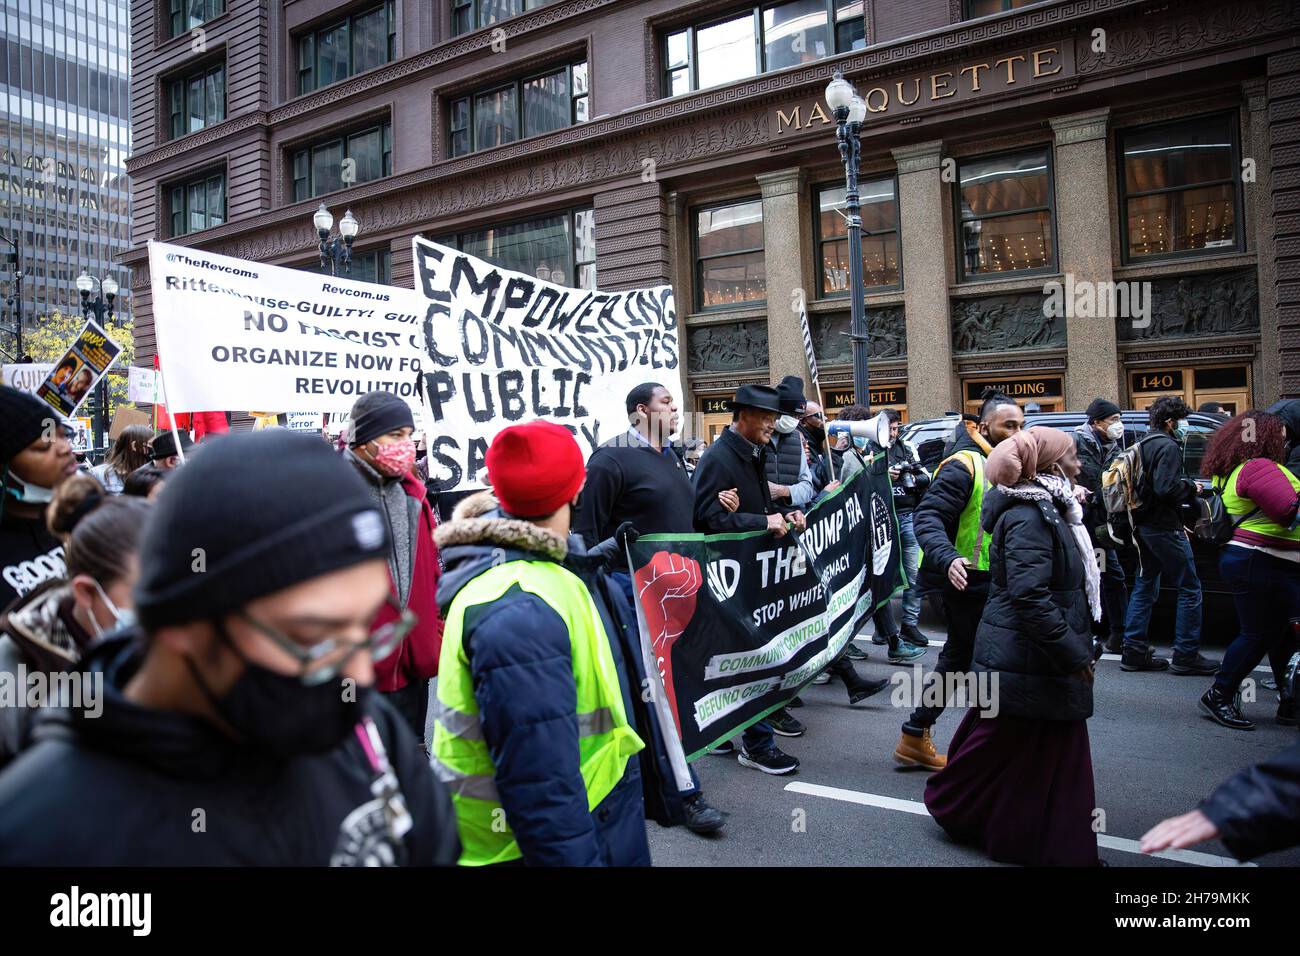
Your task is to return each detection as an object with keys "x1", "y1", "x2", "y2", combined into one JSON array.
[
  {"x1": 844, "y1": 641, "x2": 870, "y2": 660},
  {"x1": 737, "y1": 746, "x2": 800, "y2": 775},
  {"x1": 847, "y1": 675, "x2": 890, "y2": 705},
  {"x1": 1199, "y1": 688, "x2": 1254, "y2": 730},
  {"x1": 682, "y1": 793, "x2": 727, "y2": 834},
  {"x1": 1121, "y1": 648, "x2": 1170, "y2": 672},
  {"x1": 767, "y1": 707, "x2": 805, "y2": 737},
  {"x1": 787, "y1": 695, "x2": 804, "y2": 708},
  {"x1": 1171, "y1": 653, "x2": 1220, "y2": 676},
  {"x1": 870, "y1": 631, "x2": 889, "y2": 646},
  {"x1": 1103, "y1": 633, "x2": 1124, "y2": 655},
  {"x1": 707, "y1": 740, "x2": 735, "y2": 755},
  {"x1": 1278, "y1": 697, "x2": 1297, "y2": 727},
  {"x1": 900, "y1": 623, "x2": 929, "y2": 647}
]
